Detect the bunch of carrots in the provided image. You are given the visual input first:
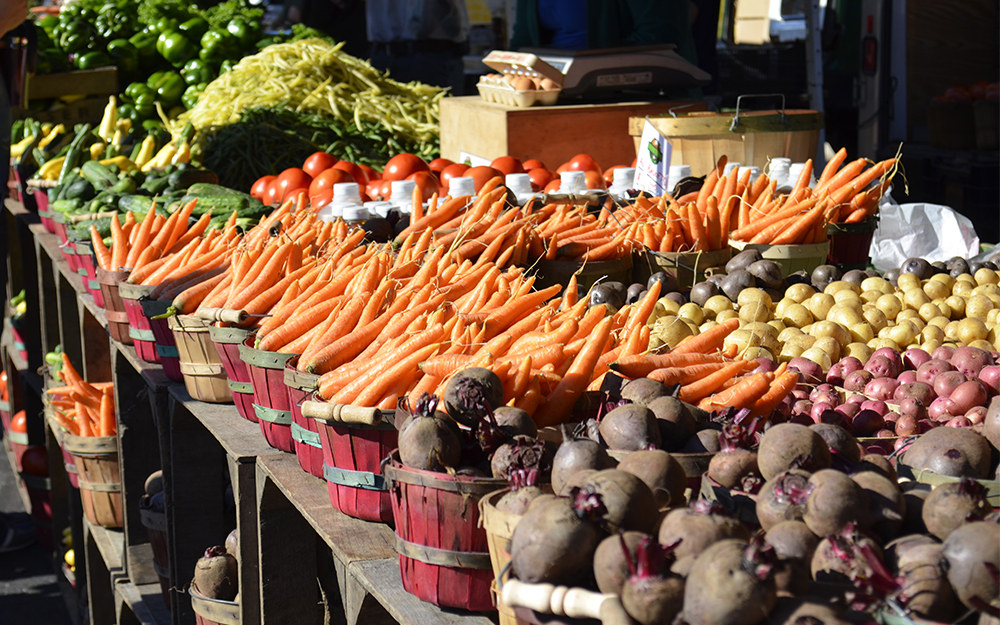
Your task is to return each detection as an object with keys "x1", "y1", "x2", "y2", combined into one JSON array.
[
  {"x1": 90, "y1": 200, "x2": 210, "y2": 273},
  {"x1": 46, "y1": 353, "x2": 116, "y2": 438}
]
